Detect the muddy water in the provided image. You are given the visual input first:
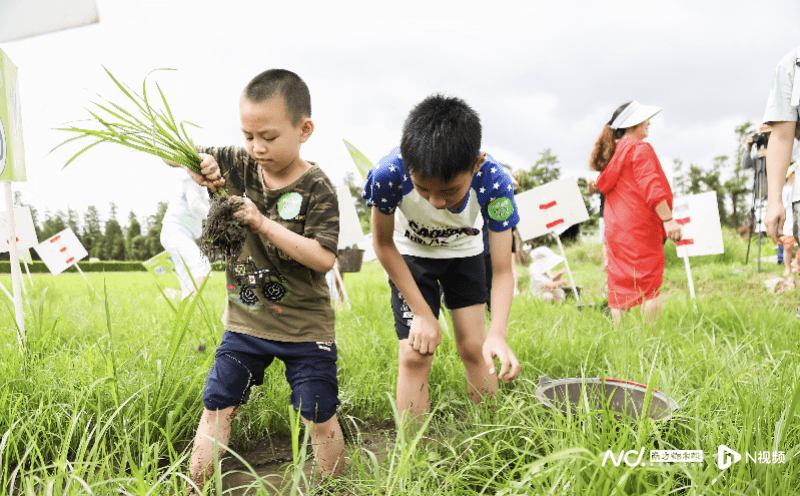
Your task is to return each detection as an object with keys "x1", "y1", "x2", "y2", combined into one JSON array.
[{"x1": 222, "y1": 432, "x2": 389, "y2": 495}]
